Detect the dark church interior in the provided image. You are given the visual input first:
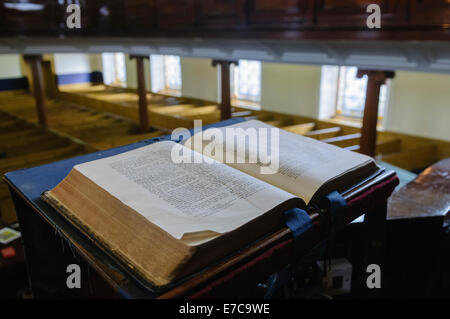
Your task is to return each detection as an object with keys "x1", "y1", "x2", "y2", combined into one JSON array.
[{"x1": 0, "y1": 0, "x2": 449, "y2": 301}]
